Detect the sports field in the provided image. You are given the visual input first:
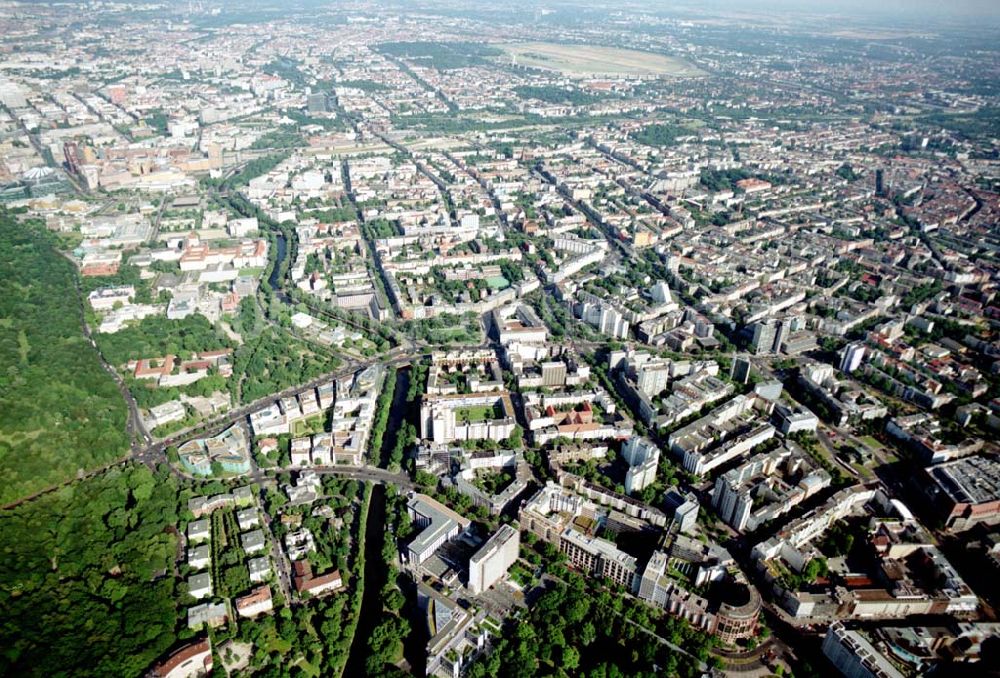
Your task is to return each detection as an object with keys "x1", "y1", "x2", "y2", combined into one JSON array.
[{"x1": 502, "y1": 42, "x2": 704, "y2": 78}]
